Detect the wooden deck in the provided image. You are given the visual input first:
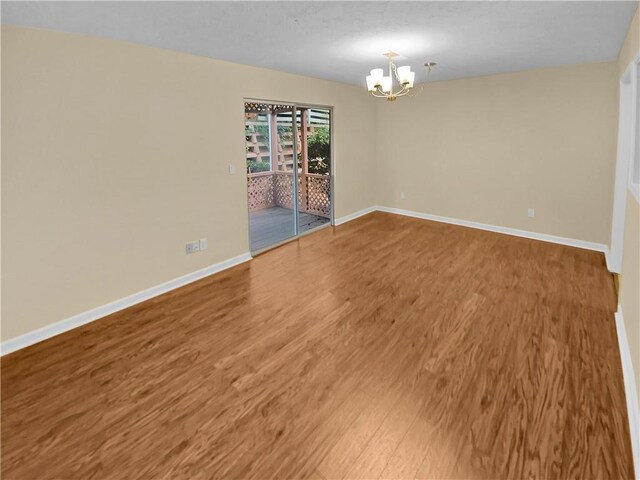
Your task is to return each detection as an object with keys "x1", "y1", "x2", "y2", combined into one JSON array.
[{"x1": 249, "y1": 207, "x2": 329, "y2": 251}]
